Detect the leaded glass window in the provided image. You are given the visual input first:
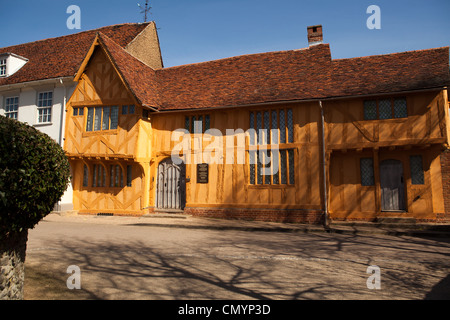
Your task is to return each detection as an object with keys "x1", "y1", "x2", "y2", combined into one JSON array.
[
  {"x1": 127, "y1": 165, "x2": 133, "y2": 187},
  {"x1": 257, "y1": 151, "x2": 263, "y2": 185},
  {"x1": 363, "y1": 97, "x2": 408, "y2": 120},
  {"x1": 86, "y1": 107, "x2": 94, "y2": 131},
  {"x1": 248, "y1": 149, "x2": 294, "y2": 186},
  {"x1": 94, "y1": 107, "x2": 102, "y2": 131},
  {"x1": 110, "y1": 165, "x2": 124, "y2": 188},
  {"x1": 272, "y1": 151, "x2": 279, "y2": 184},
  {"x1": 271, "y1": 110, "x2": 278, "y2": 144},
  {"x1": 100, "y1": 165, "x2": 106, "y2": 187},
  {"x1": 197, "y1": 115, "x2": 203, "y2": 133},
  {"x1": 185, "y1": 114, "x2": 210, "y2": 134},
  {"x1": 249, "y1": 108, "x2": 293, "y2": 145},
  {"x1": 249, "y1": 112, "x2": 255, "y2": 145},
  {"x1": 205, "y1": 115, "x2": 210, "y2": 131},
  {"x1": 360, "y1": 158, "x2": 375, "y2": 186},
  {"x1": 394, "y1": 98, "x2": 408, "y2": 118},
  {"x1": 190, "y1": 116, "x2": 196, "y2": 133},
  {"x1": 185, "y1": 116, "x2": 190, "y2": 132},
  {"x1": 280, "y1": 150, "x2": 287, "y2": 185},
  {"x1": 264, "y1": 150, "x2": 271, "y2": 185},
  {"x1": 287, "y1": 109, "x2": 294, "y2": 143},
  {"x1": 410, "y1": 155, "x2": 424, "y2": 185},
  {"x1": 249, "y1": 151, "x2": 256, "y2": 184},
  {"x1": 85, "y1": 106, "x2": 119, "y2": 132},
  {"x1": 264, "y1": 111, "x2": 270, "y2": 145},
  {"x1": 93, "y1": 165, "x2": 98, "y2": 187},
  {"x1": 110, "y1": 166, "x2": 114, "y2": 187},
  {"x1": 83, "y1": 165, "x2": 89, "y2": 187},
  {"x1": 288, "y1": 149, "x2": 295, "y2": 184},
  {"x1": 256, "y1": 111, "x2": 262, "y2": 144},
  {"x1": 279, "y1": 109, "x2": 286, "y2": 143},
  {"x1": 102, "y1": 107, "x2": 110, "y2": 130},
  {"x1": 364, "y1": 100, "x2": 377, "y2": 120},
  {"x1": 92, "y1": 164, "x2": 105, "y2": 187},
  {"x1": 110, "y1": 106, "x2": 119, "y2": 130},
  {"x1": 378, "y1": 99, "x2": 392, "y2": 119},
  {"x1": 73, "y1": 107, "x2": 84, "y2": 116},
  {"x1": 248, "y1": 108, "x2": 296, "y2": 186}
]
